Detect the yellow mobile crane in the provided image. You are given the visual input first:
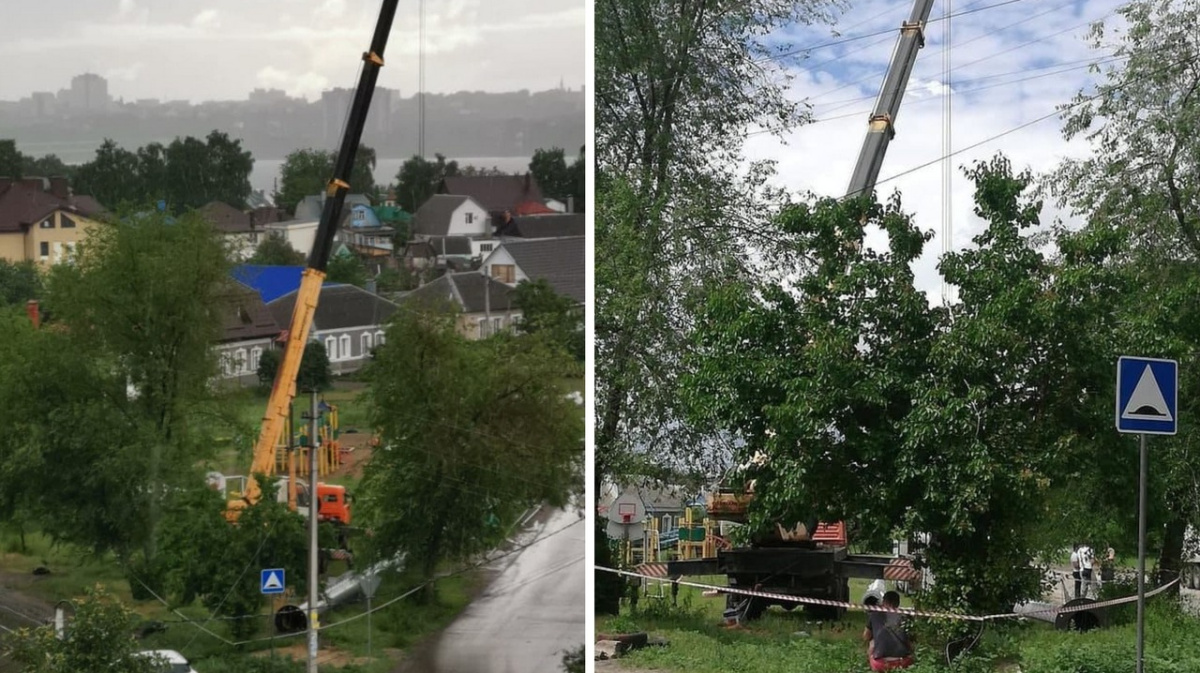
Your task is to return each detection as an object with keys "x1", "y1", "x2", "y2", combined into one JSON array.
[{"x1": 226, "y1": 0, "x2": 400, "y2": 525}]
